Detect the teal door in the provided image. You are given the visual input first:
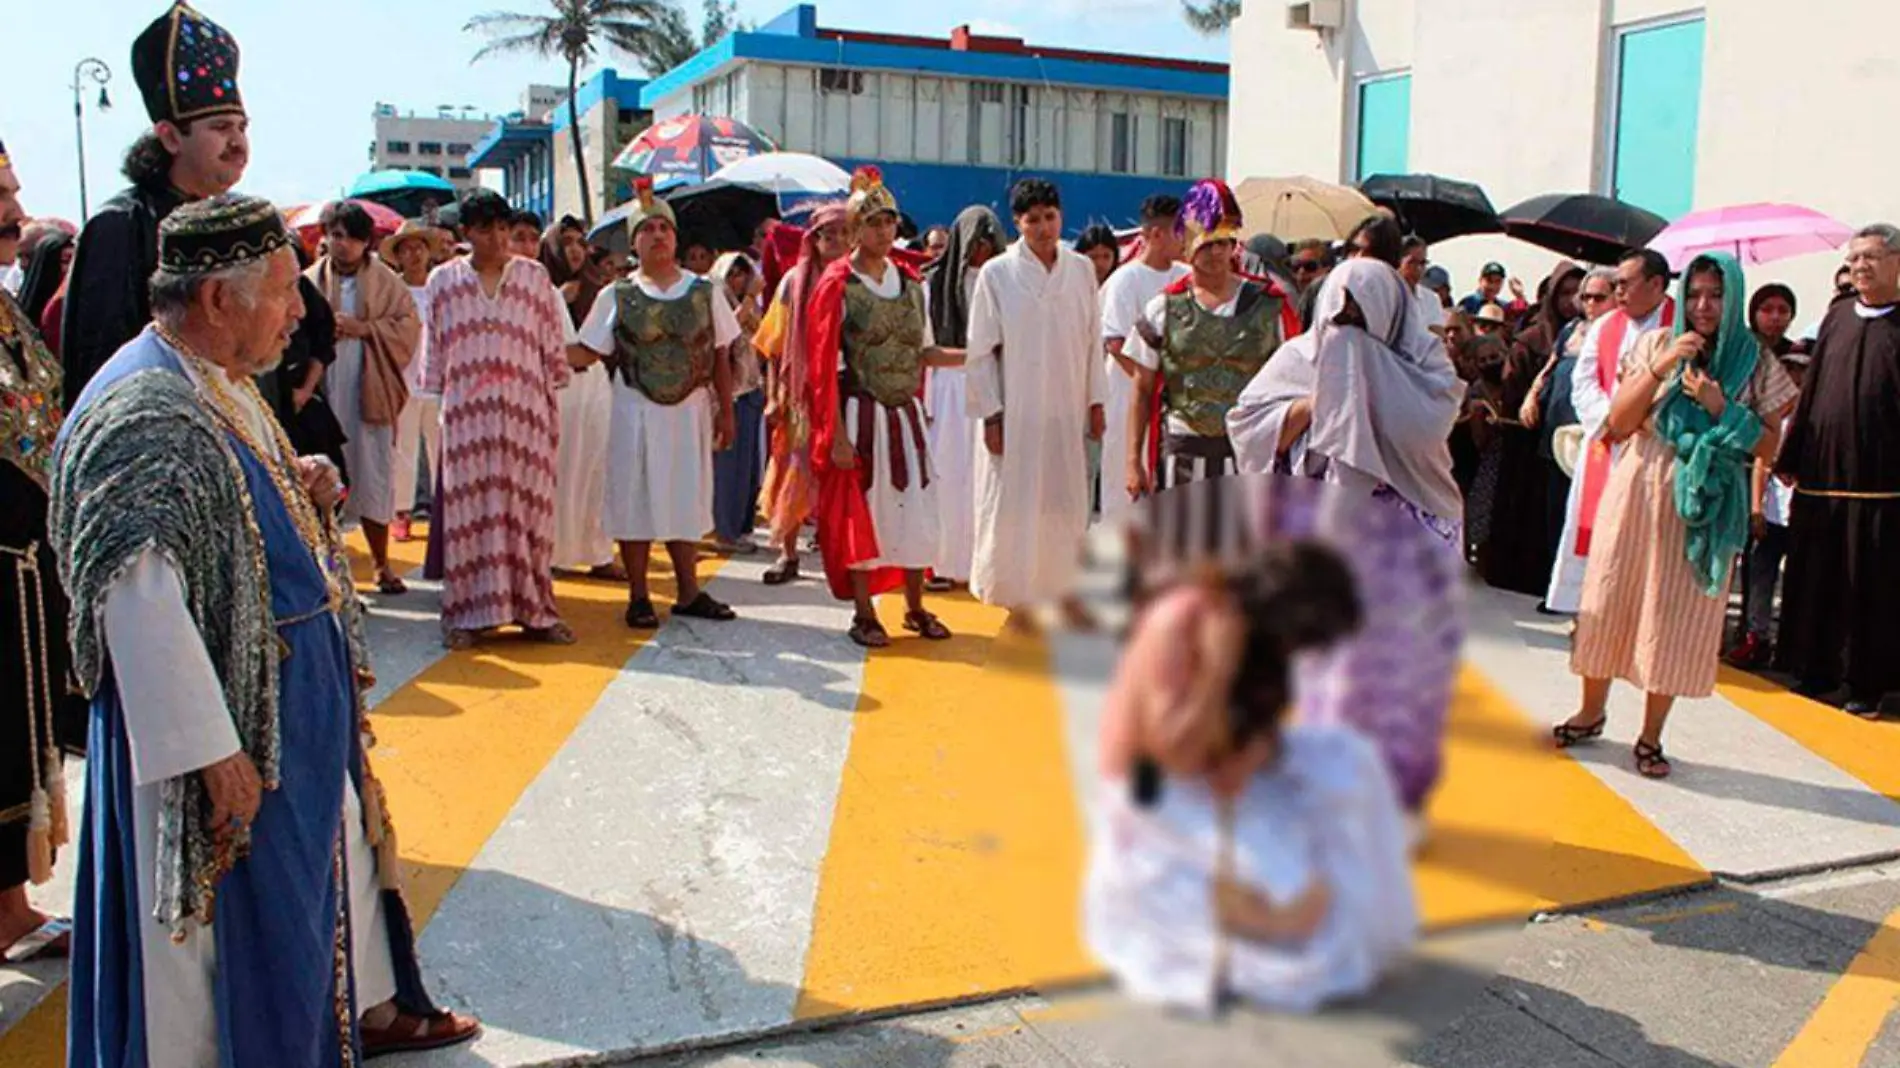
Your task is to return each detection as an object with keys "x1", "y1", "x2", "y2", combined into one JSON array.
[
  {"x1": 1355, "y1": 74, "x2": 1411, "y2": 182},
  {"x1": 1612, "y1": 18, "x2": 1705, "y2": 220}
]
